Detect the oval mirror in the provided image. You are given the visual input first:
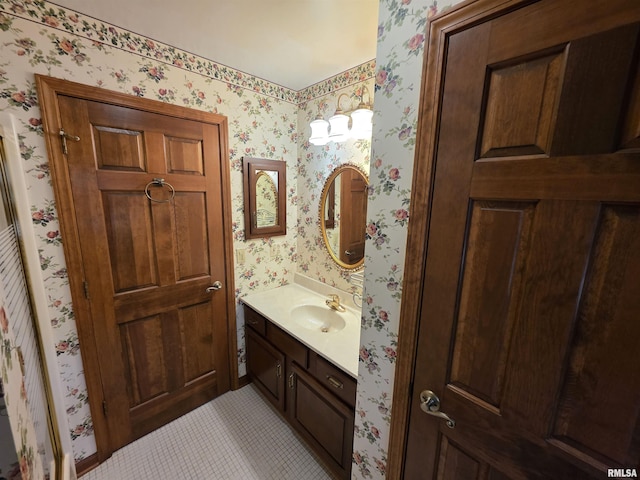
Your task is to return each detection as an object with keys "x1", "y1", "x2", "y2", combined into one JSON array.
[{"x1": 319, "y1": 164, "x2": 368, "y2": 270}]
